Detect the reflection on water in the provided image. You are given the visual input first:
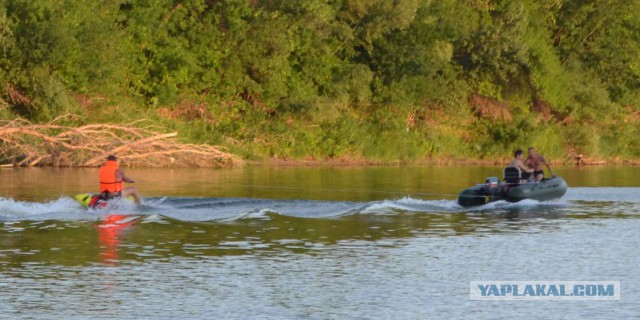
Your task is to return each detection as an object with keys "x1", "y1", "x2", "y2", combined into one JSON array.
[
  {"x1": 0, "y1": 166, "x2": 639, "y2": 318},
  {"x1": 3, "y1": 165, "x2": 640, "y2": 202},
  {"x1": 97, "y1": 215, "x2": 138, "y2": 266}
]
